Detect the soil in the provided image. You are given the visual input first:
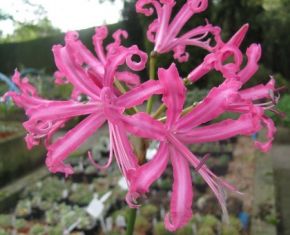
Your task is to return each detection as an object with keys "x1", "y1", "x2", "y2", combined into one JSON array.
[{"x1": 0, "y1": 132, "x2": 14, "y2": 139}]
